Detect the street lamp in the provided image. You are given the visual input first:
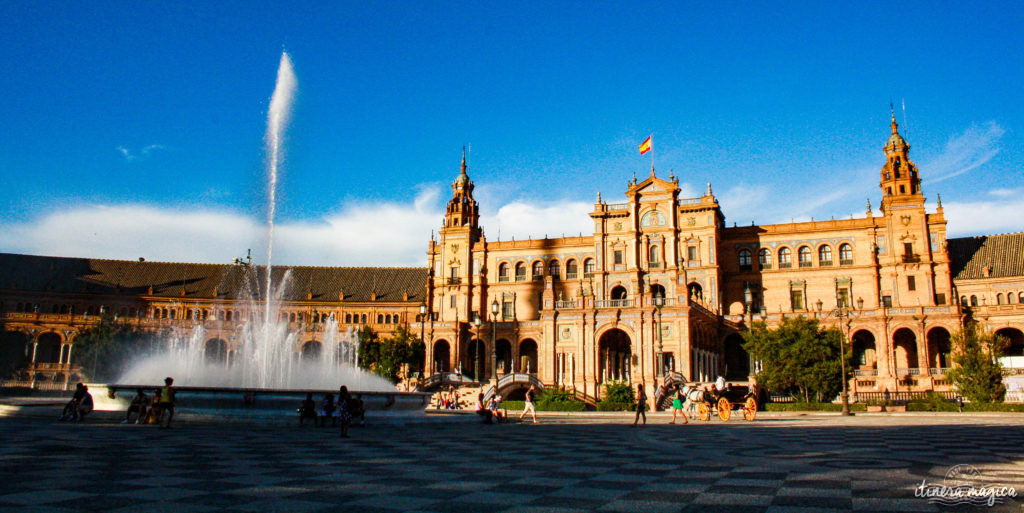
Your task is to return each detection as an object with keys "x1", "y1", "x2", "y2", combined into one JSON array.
[
  {"x1": 473, "y1": 316, "x2": 482, "y2": 382},
  {"x1": 490, "y1": 299, "x2": 500, "y2": 388},
  {"x1": 825, "y1": 300, "x2": 860, "y2": 417},
  {"x1": 419, "y1": 303, "x2": 427, "y2": 373}
]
